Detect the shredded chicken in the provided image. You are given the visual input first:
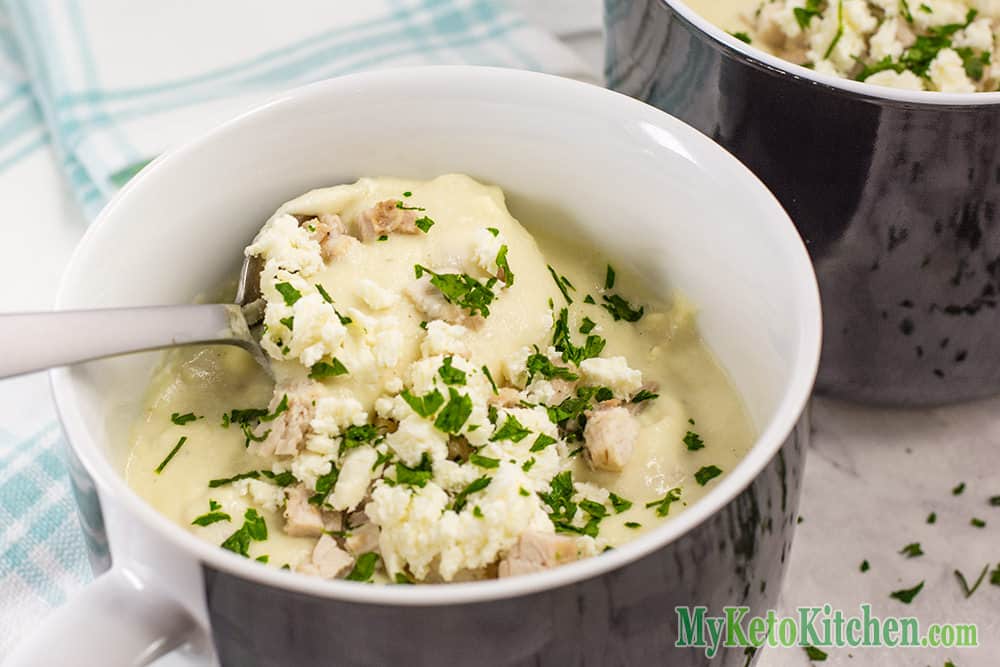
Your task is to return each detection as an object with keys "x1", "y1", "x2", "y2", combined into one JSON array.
[
  {"x1": 298, "y1": 534, "x2": 354, "y2": 579},
  {"x1": 356, "y1": 199, "x2": 420, "y2": 242},
  {"x1": 345, "y1": 522, "x2": 380, "y2": 557},
  {"x1": 488, "y1": 387, "x2": 521, "y2": 408},
  {"x1": 283, "y1": 485, "x2": 325, "y2": 537},
  {"x1": 256, "y1": 380, "x2": 325, "y2": 457},
  {"x1": 498, "y1": 531, "x2": 579, "y2": 578},
  {"x1": 303, "y1": 213, "x2": 358, "y2": 260},
  {"x1": 582, "y1": 405, "x2": 639, "y2": 472}
]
